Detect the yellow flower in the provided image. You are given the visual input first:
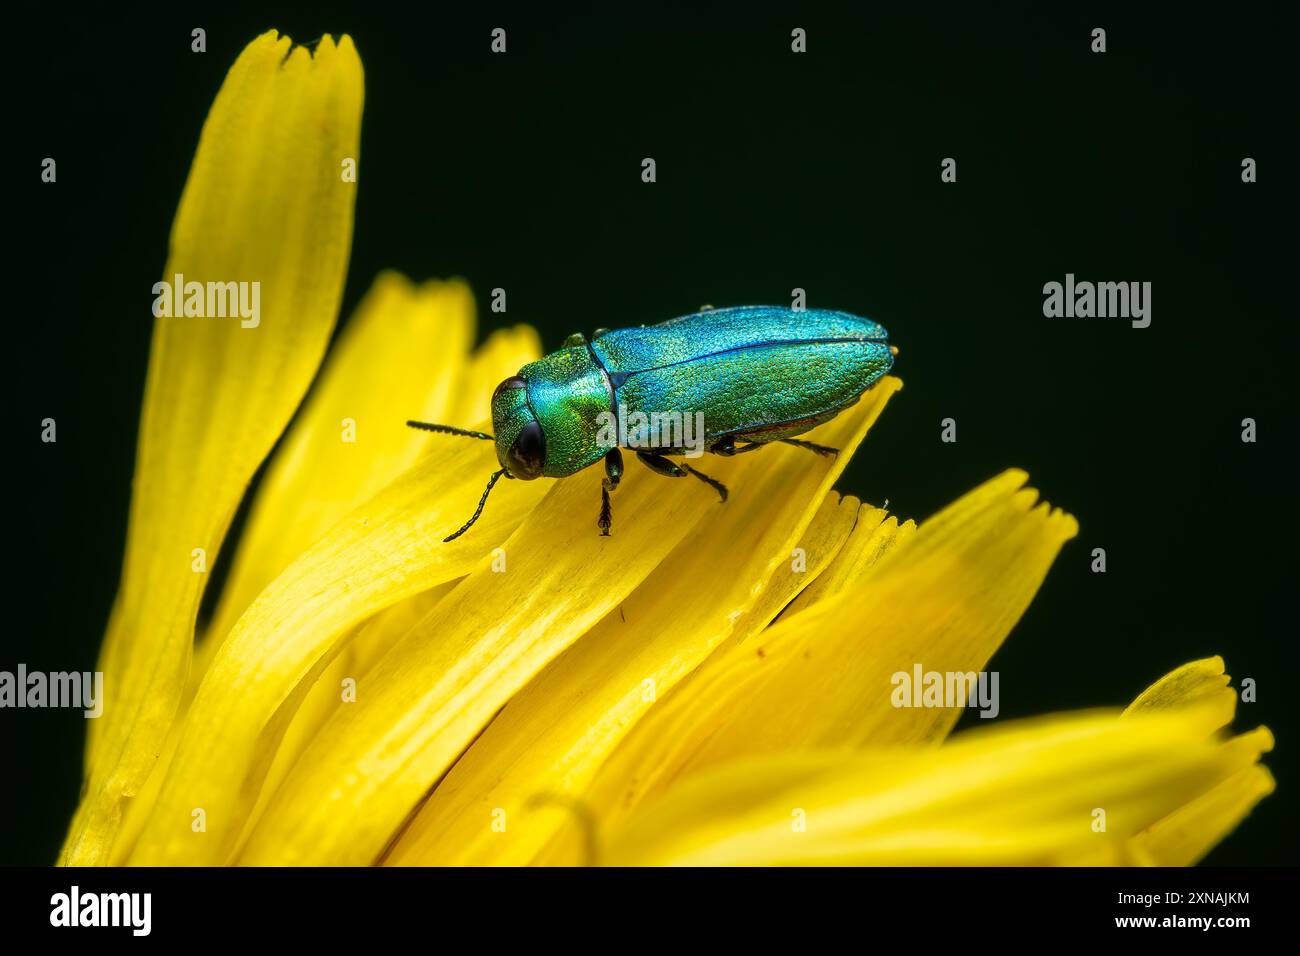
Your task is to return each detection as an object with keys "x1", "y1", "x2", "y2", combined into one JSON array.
[
  {"x1": 60, "y1": 32, "x2": 1273, "y2": 867},
  {"x1": 594, "y1": 659, "x2": 1275, "y2": 866}
]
